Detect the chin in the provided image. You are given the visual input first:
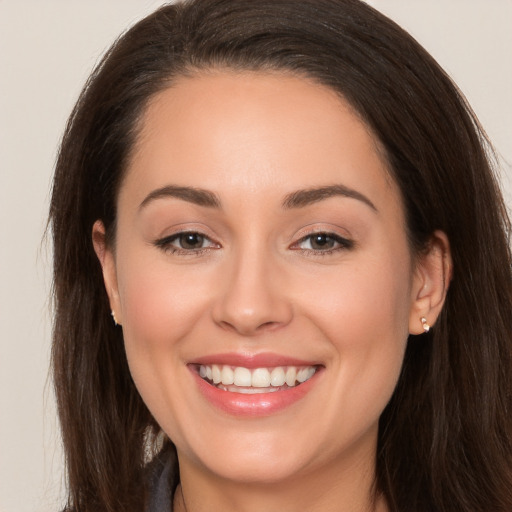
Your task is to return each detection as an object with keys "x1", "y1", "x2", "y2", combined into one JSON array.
[{"x1": 198, "y1": 447, "x2": 312, "y2": 485}]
